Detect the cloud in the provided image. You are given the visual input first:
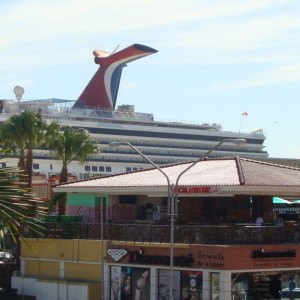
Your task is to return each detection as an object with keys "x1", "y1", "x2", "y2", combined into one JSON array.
[
  {"x1": 206, "y1": 61, "x2": 300, "y2": 91},
  {"x1": 1, "y1": 0, "x2": 299, "y2": 91},
  {"x1": 178, "y1": 15, "x2": 299, "y2": 51},
  {"x1": 1, "y1": 0, "x2": 295, "y2": 51}
]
